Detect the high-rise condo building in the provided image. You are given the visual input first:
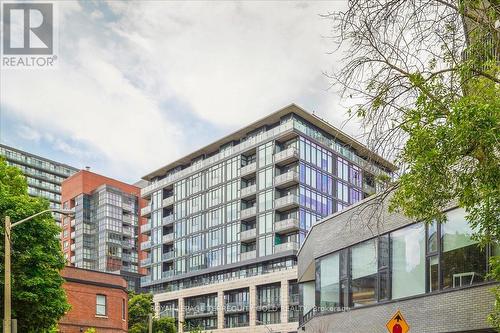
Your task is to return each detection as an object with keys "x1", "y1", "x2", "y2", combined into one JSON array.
[
  {"x1": 139, "y1": 104, "x2": 396, "y2": 332},
  {"x1": 61, "y1": 170, "x2": 145, "y2": 292},
  {"x1": 0, "y1": 144, "x2": 79, "y2": 225}
]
